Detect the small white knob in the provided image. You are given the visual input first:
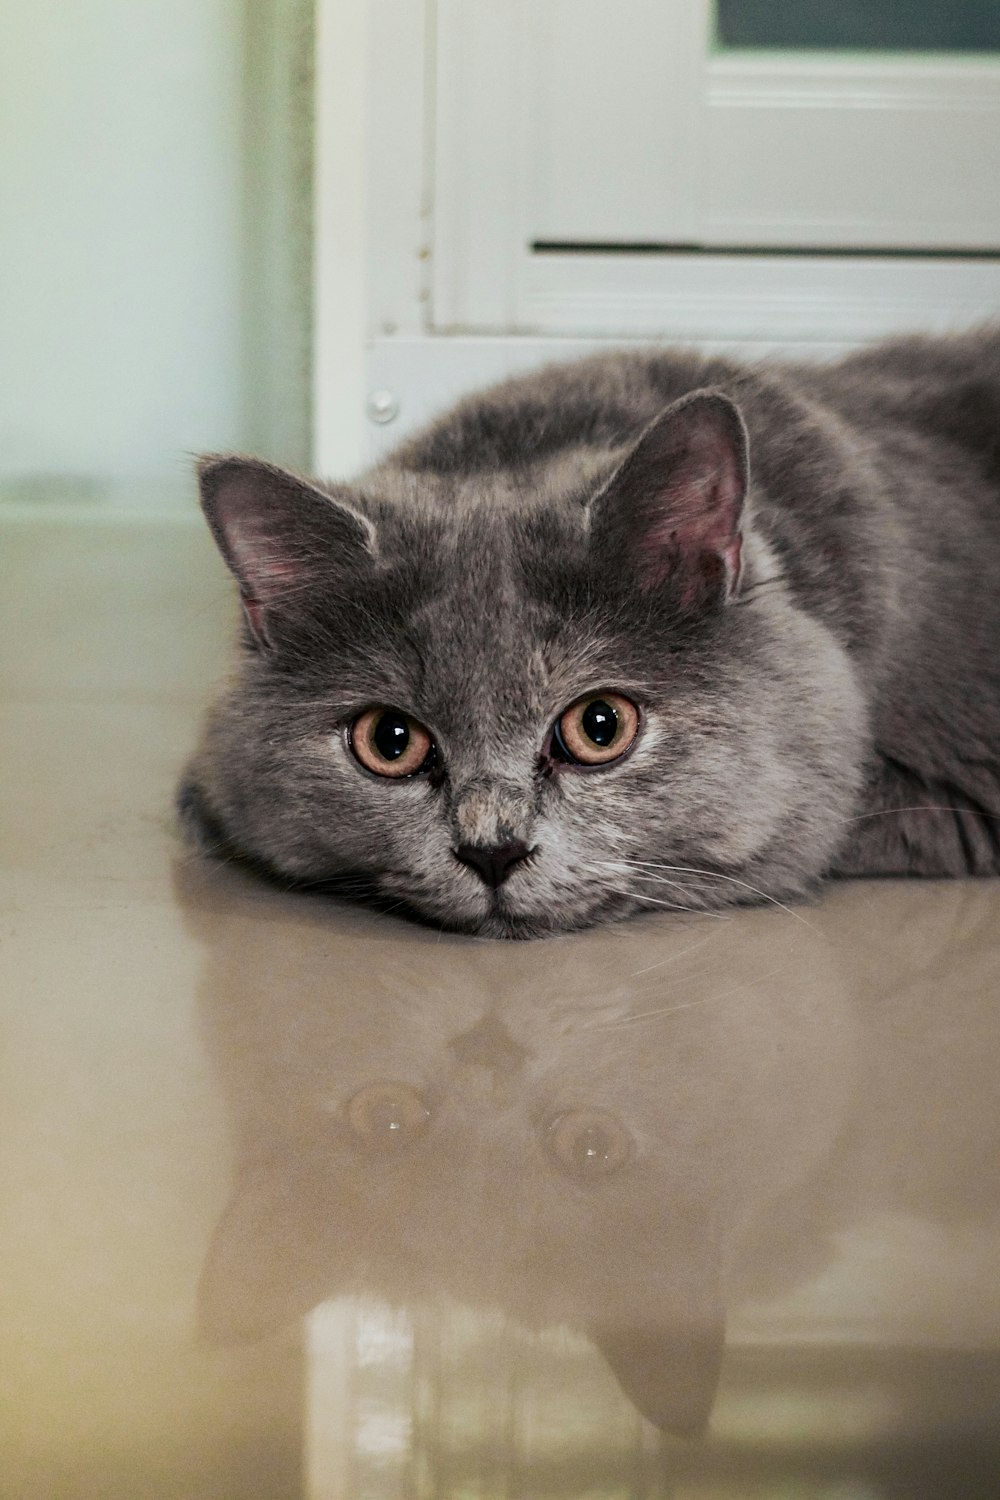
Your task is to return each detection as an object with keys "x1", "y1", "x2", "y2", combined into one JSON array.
[{"x1": 367, "y1": 389, "x2": 399, "y2": 424}]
